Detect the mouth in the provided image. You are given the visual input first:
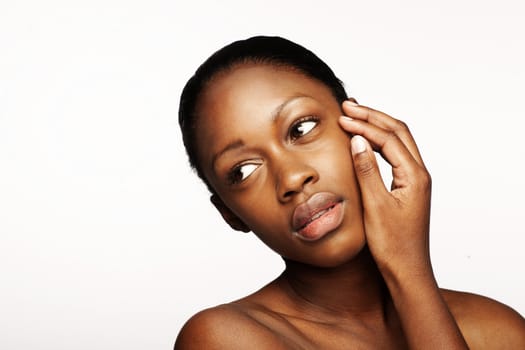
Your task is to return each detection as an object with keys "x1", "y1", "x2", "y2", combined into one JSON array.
[
  {"x1": 292, "y1": 192, "x2": 345, "y2": 241},
  {"x1": 297, "y1": 204, "x2": 337, "y2": 230}
]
